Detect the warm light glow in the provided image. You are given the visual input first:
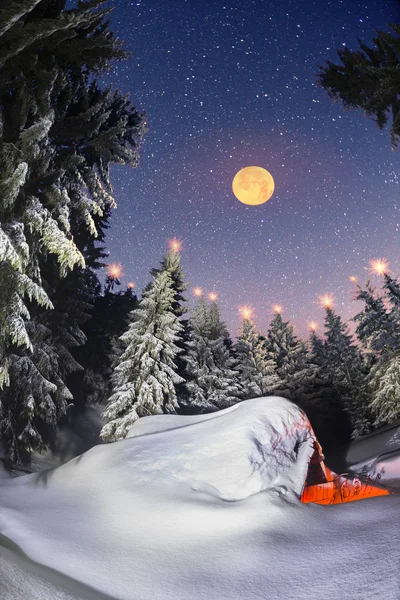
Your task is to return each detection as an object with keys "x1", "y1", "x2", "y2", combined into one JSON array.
[
  {"x1": 319, "y1": 294, "x2": 334, "y2": 309},
  {"x1": 308, "y1": 321, "x2": 318, "y2": 331},
  {"x1": 127, "y1": 282, "x2": 135, "y2": 289},
  {"x1": 273, "y1": 304, "x2": 283, "y2": 314},
  {"x1": 238, "y1": 305, "x2": 253, "y2": 320},
  {"x1": 368, "y1": 258, "x2": 390, "y2": 276},
  {"x1": 193, "y1": 287, "x2": 203, "y2": 297},
  {"x1": 349, "y1": 275, "x2": 358, "y2": 283},
  {"x1": 107, "y1": 263, "x2": 123, "y2": 279},
  {"x1": 168, "y1": 237, "x2": 183, "y2": 252},
  {"x1": 232, "y1": 166, "x2": 275, "y2": 206},
  {"x1": 208, "y1": 292, "x2": 218, "y2": 301}
]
